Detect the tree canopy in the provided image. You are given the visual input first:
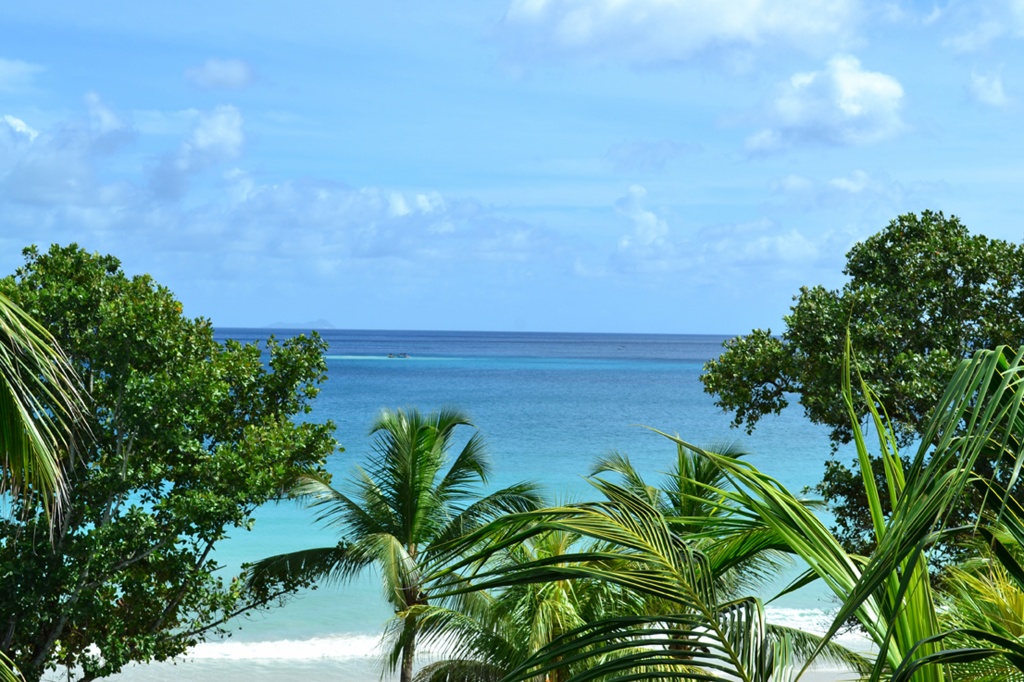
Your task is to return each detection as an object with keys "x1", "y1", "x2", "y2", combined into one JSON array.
[
  {"x1": 0, "y1": 244, "x2": 337, "y2": 682},
  {"x1": 700, "y1": 211, "x2": 1024, "y2": 554},
  {"x1": 701, "y1": 210, "x2": 1024, "y2": 447}
]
